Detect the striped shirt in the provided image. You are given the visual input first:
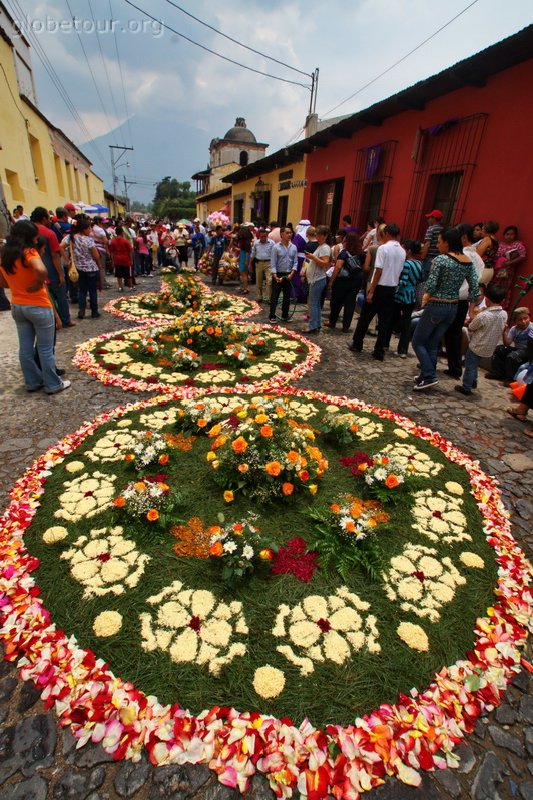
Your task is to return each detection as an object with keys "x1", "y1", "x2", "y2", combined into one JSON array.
[
  {"x1": 395, "y1": 259, "x2": 423, "y2": 304},
  {"x1": 468, "y1": 305, "x2": 508, "y2": 357}
]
